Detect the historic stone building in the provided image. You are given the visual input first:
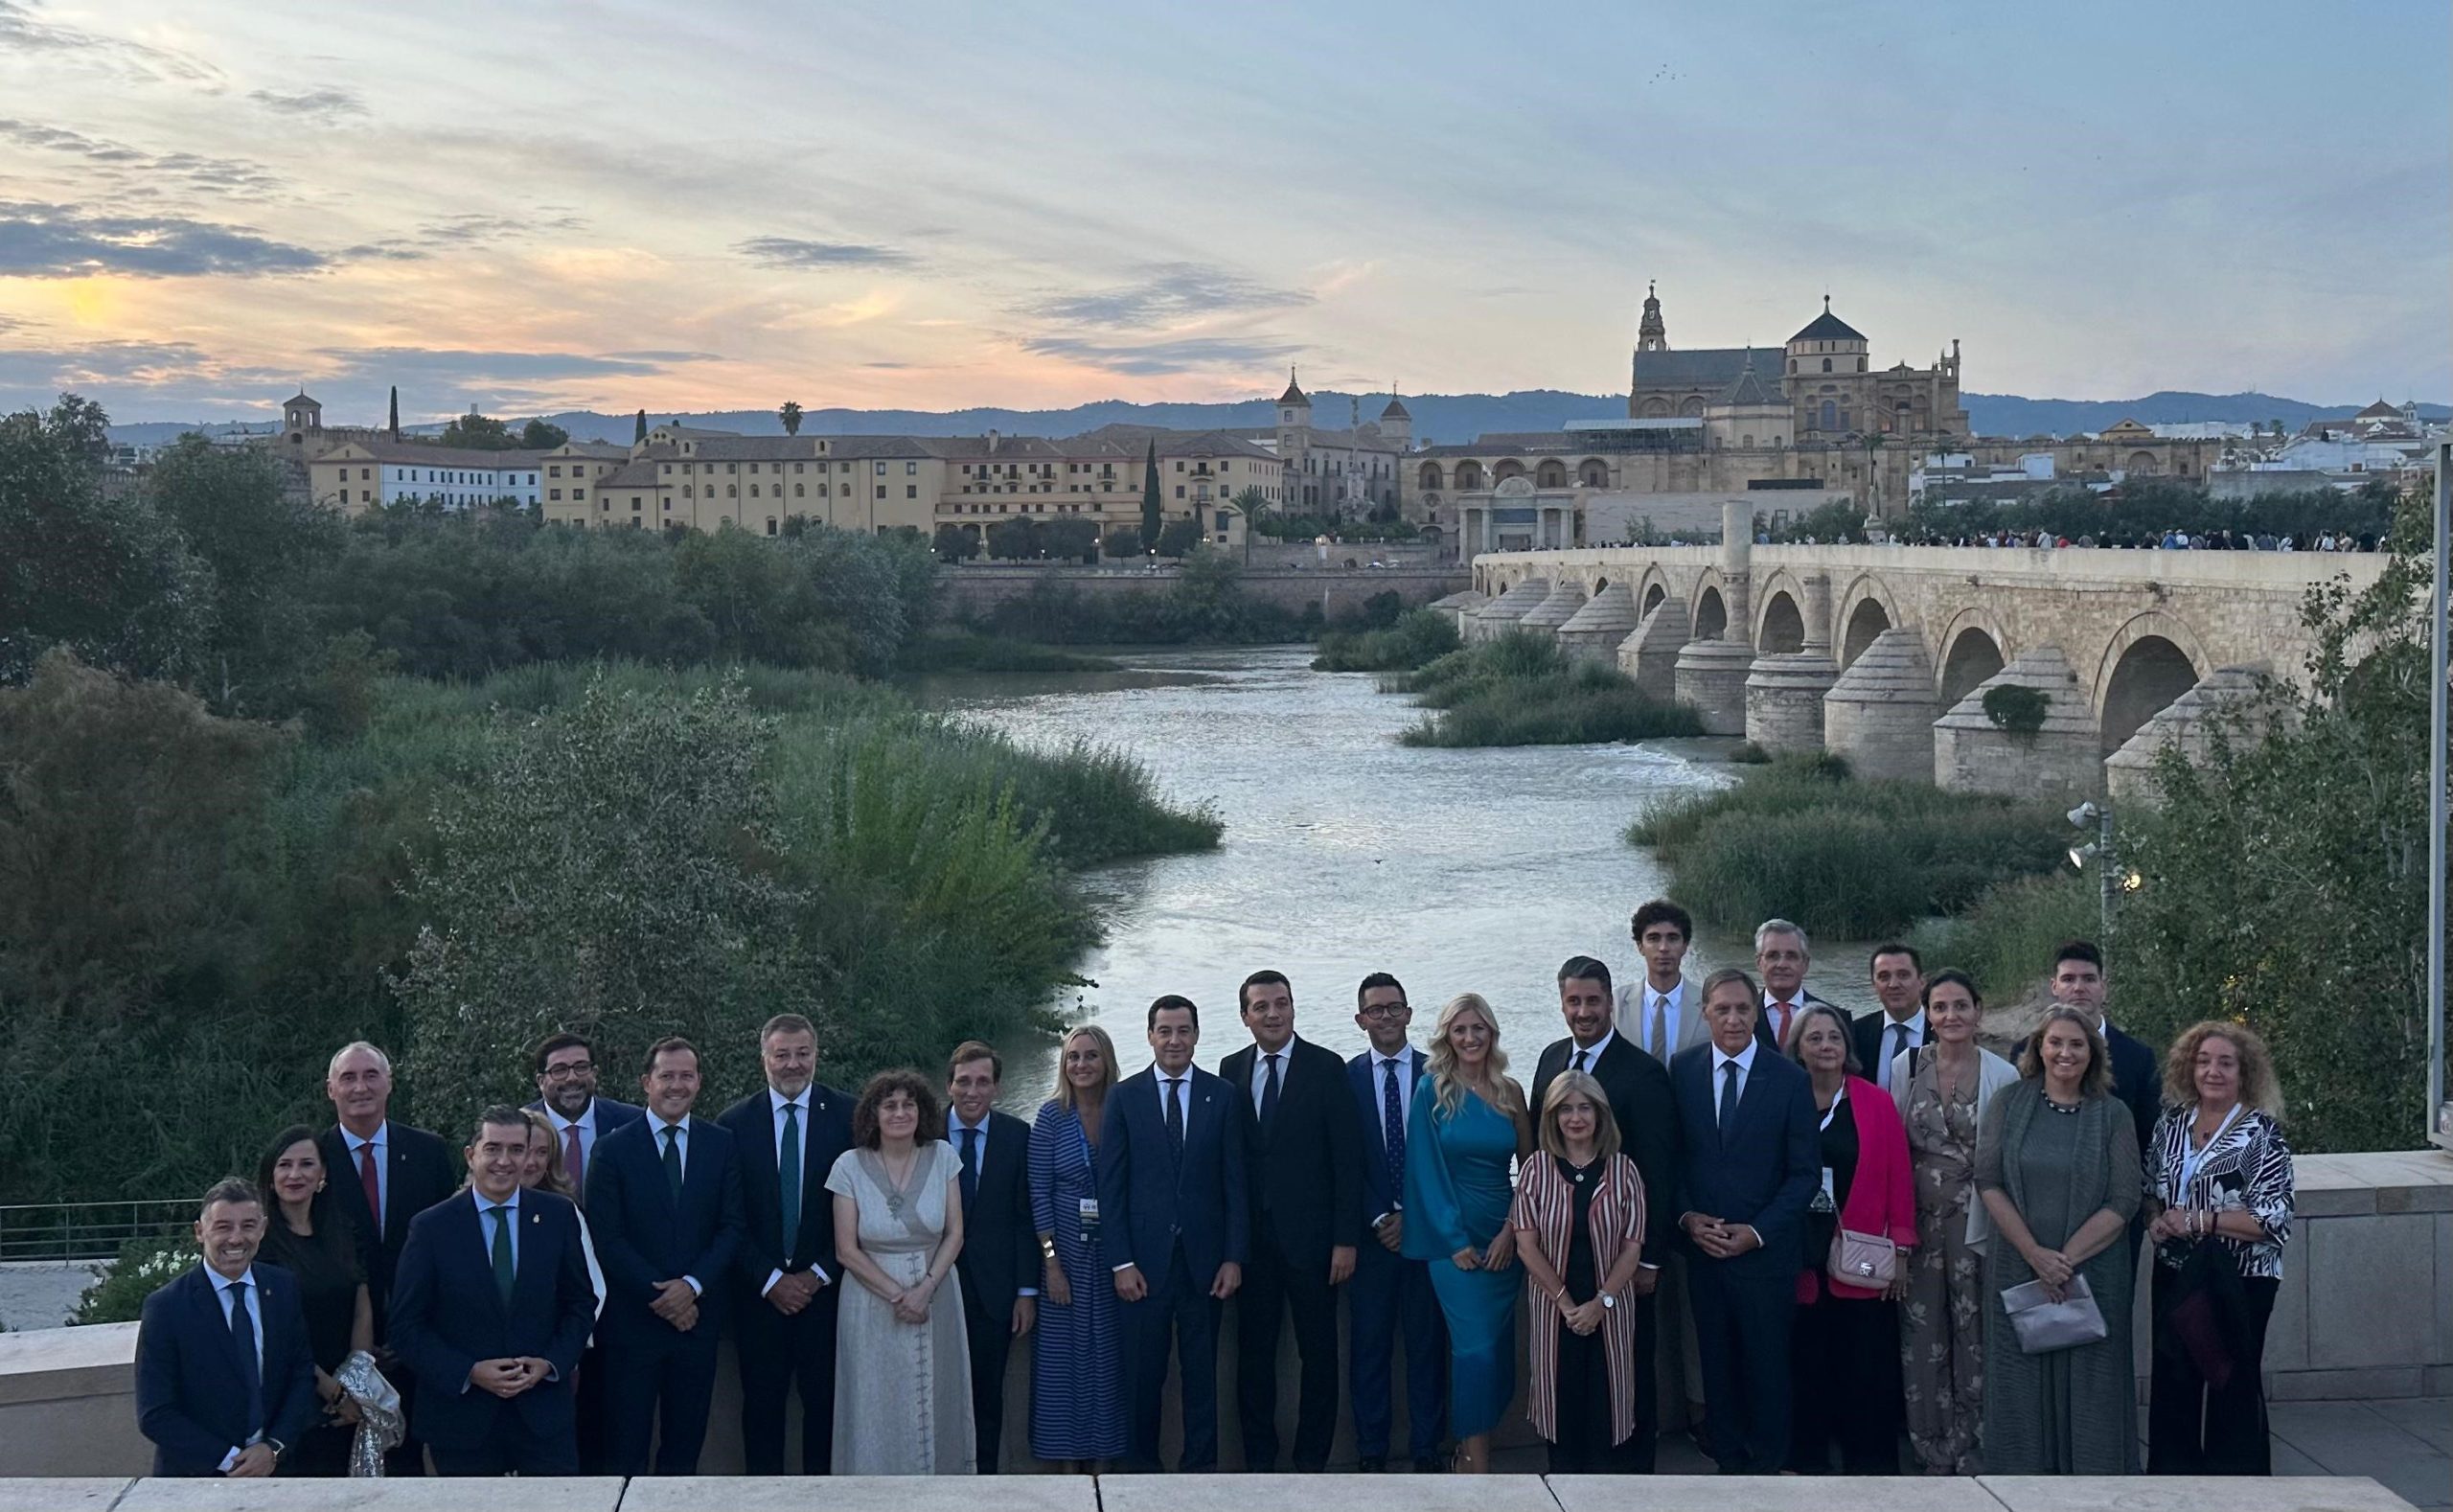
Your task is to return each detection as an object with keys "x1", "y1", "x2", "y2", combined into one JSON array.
[
  {"x1": 1256, "y1": 371, "x2": 1408, "y2": 516},
  {"x1": 1627, "y1": 285, "x2": 1970, "y2": 439}
]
